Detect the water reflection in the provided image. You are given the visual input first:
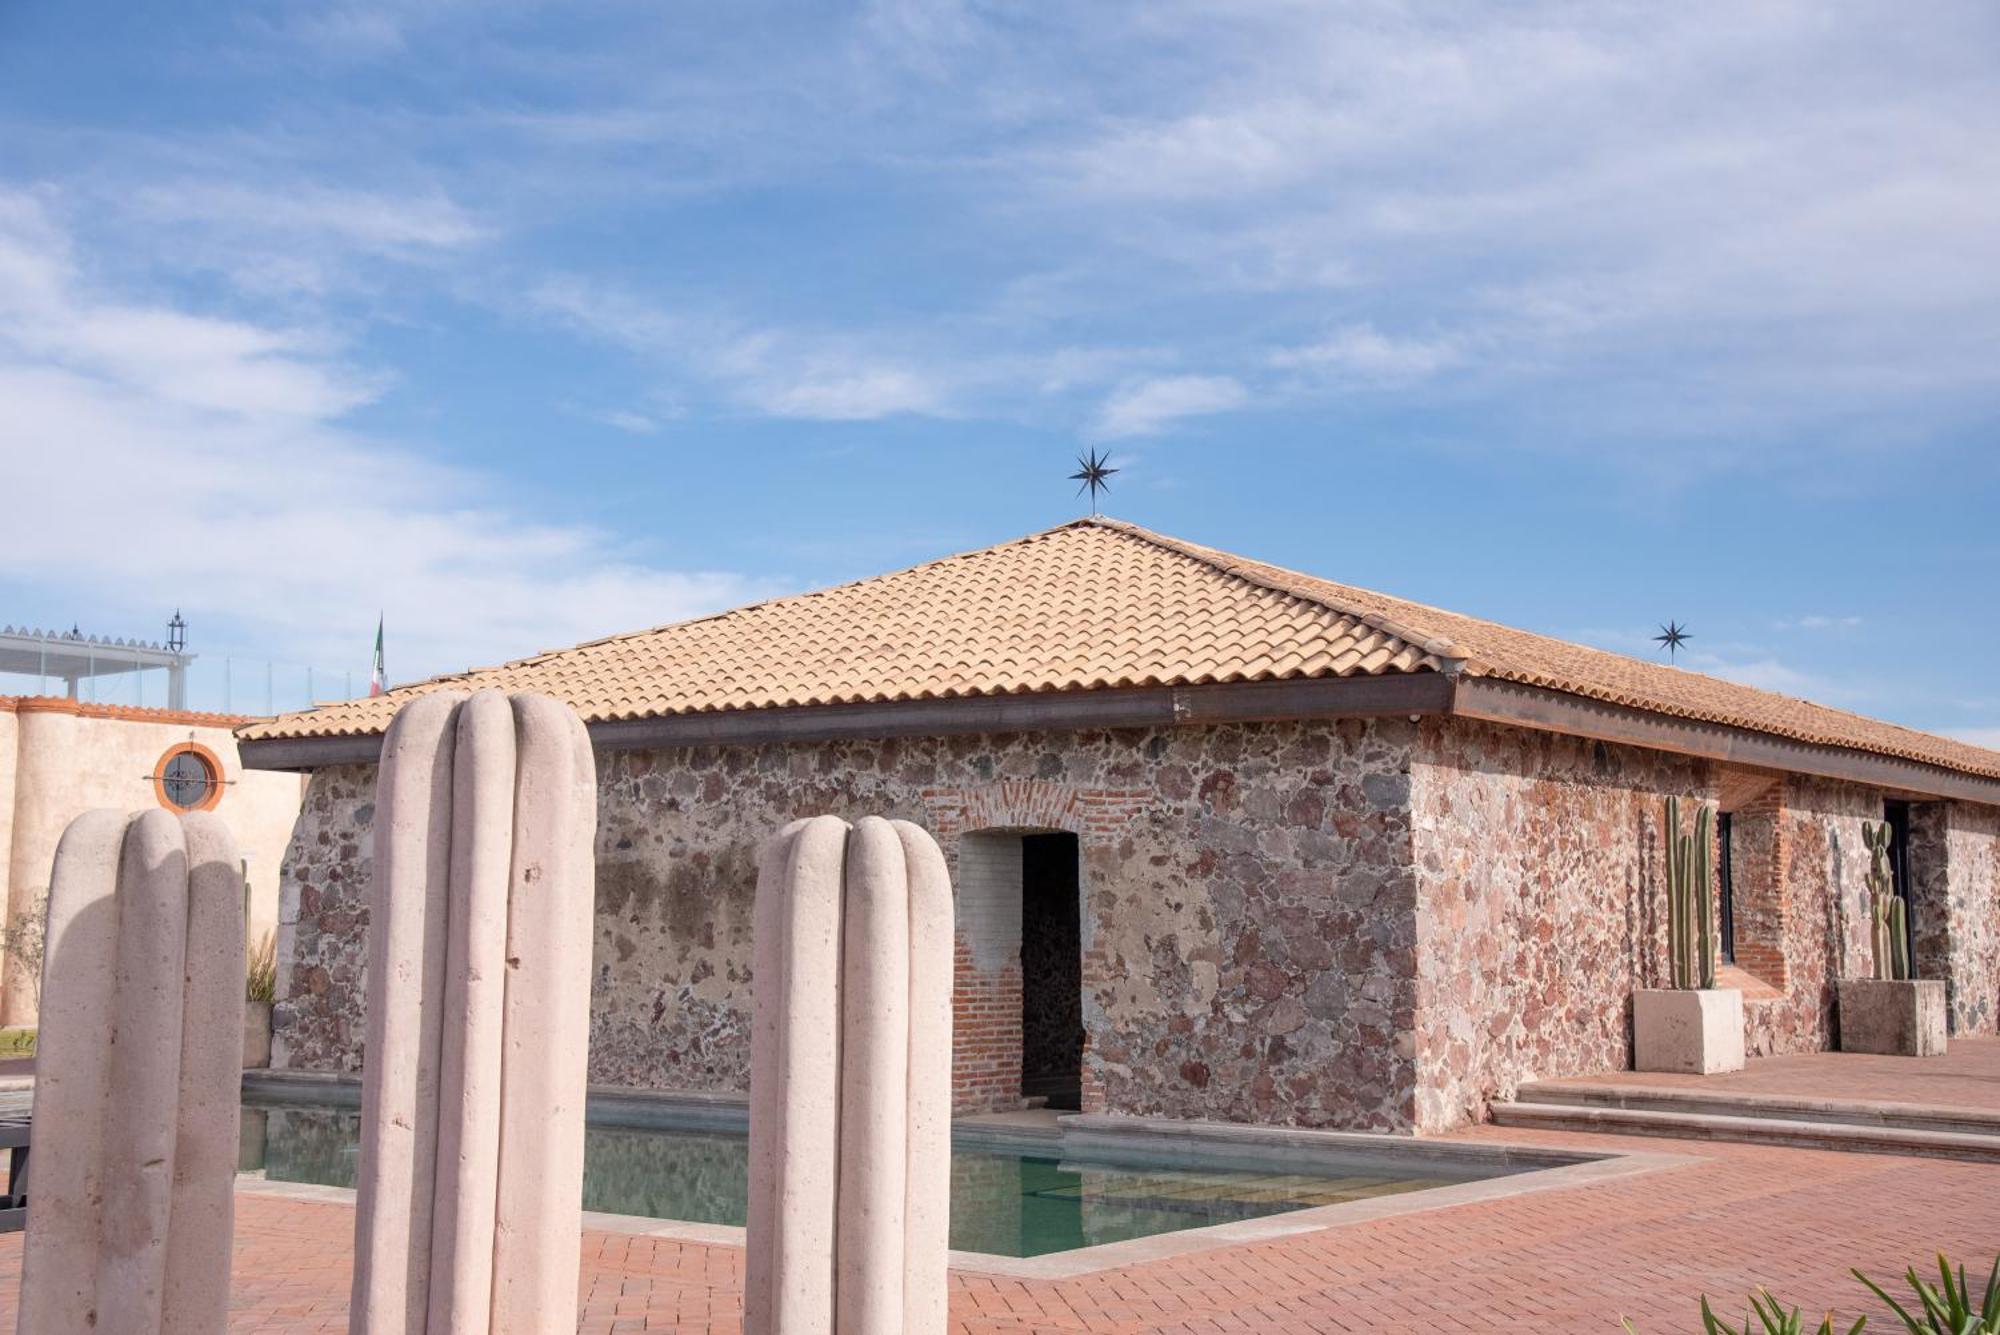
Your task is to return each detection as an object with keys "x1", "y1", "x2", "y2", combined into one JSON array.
[{"x1": 239, "y1": 1100, "x2": 1462, "y2": 1258}]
